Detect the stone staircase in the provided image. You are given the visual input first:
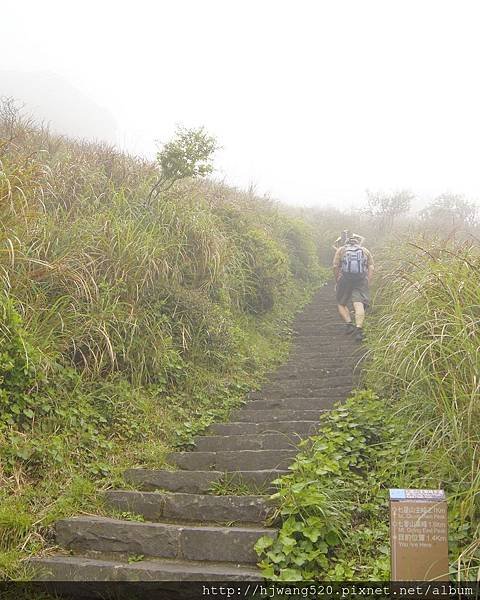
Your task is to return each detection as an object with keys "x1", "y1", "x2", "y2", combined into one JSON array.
[{"x1": 31, "y1": 281, "x2": 362, "y2": 582}]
